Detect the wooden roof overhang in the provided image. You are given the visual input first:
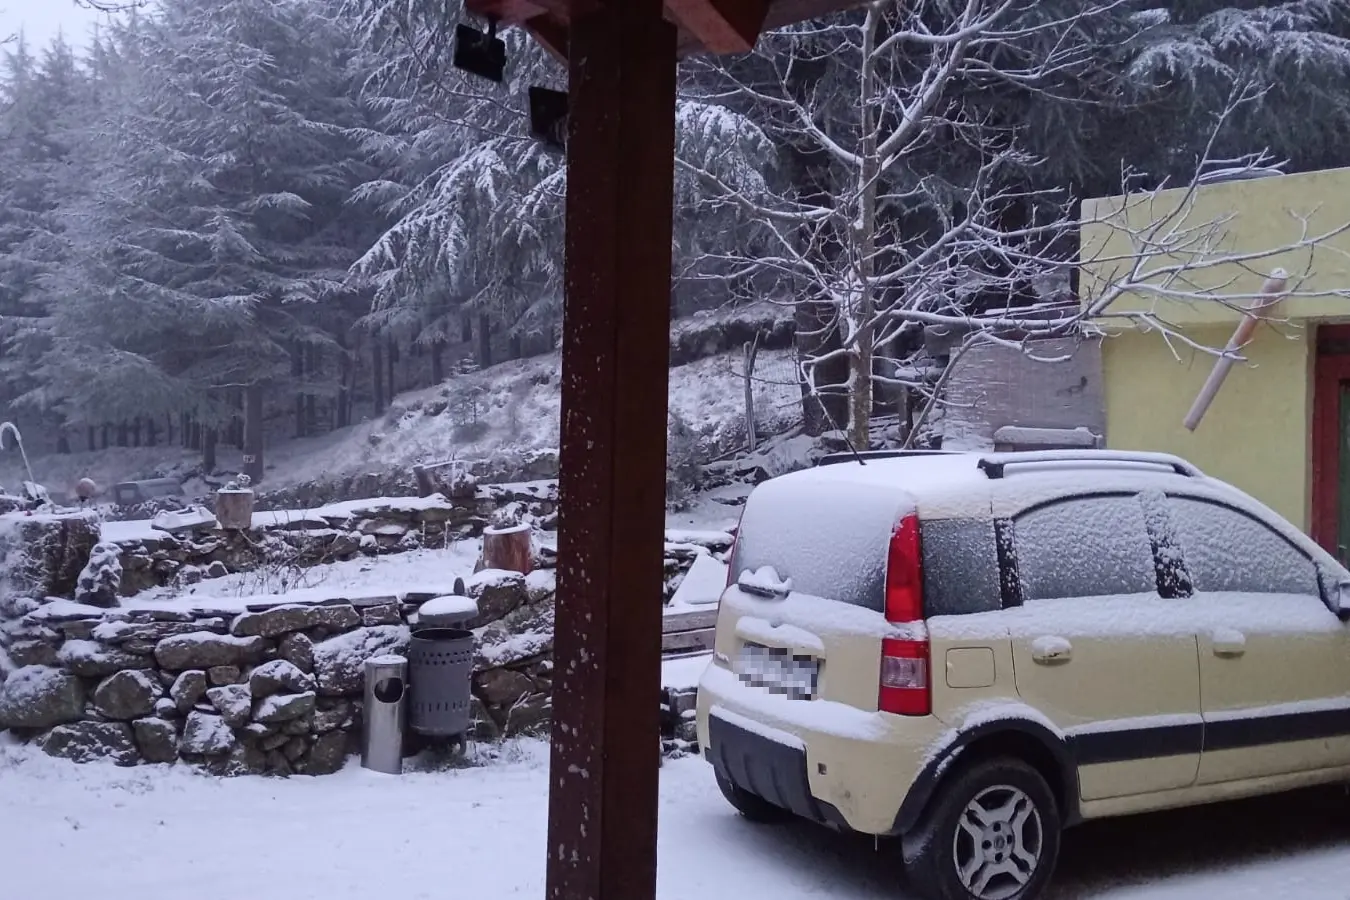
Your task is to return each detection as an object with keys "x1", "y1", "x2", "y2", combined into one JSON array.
[{"x1": 466, "y1": 0, "x2": 863, "y2": 60}]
